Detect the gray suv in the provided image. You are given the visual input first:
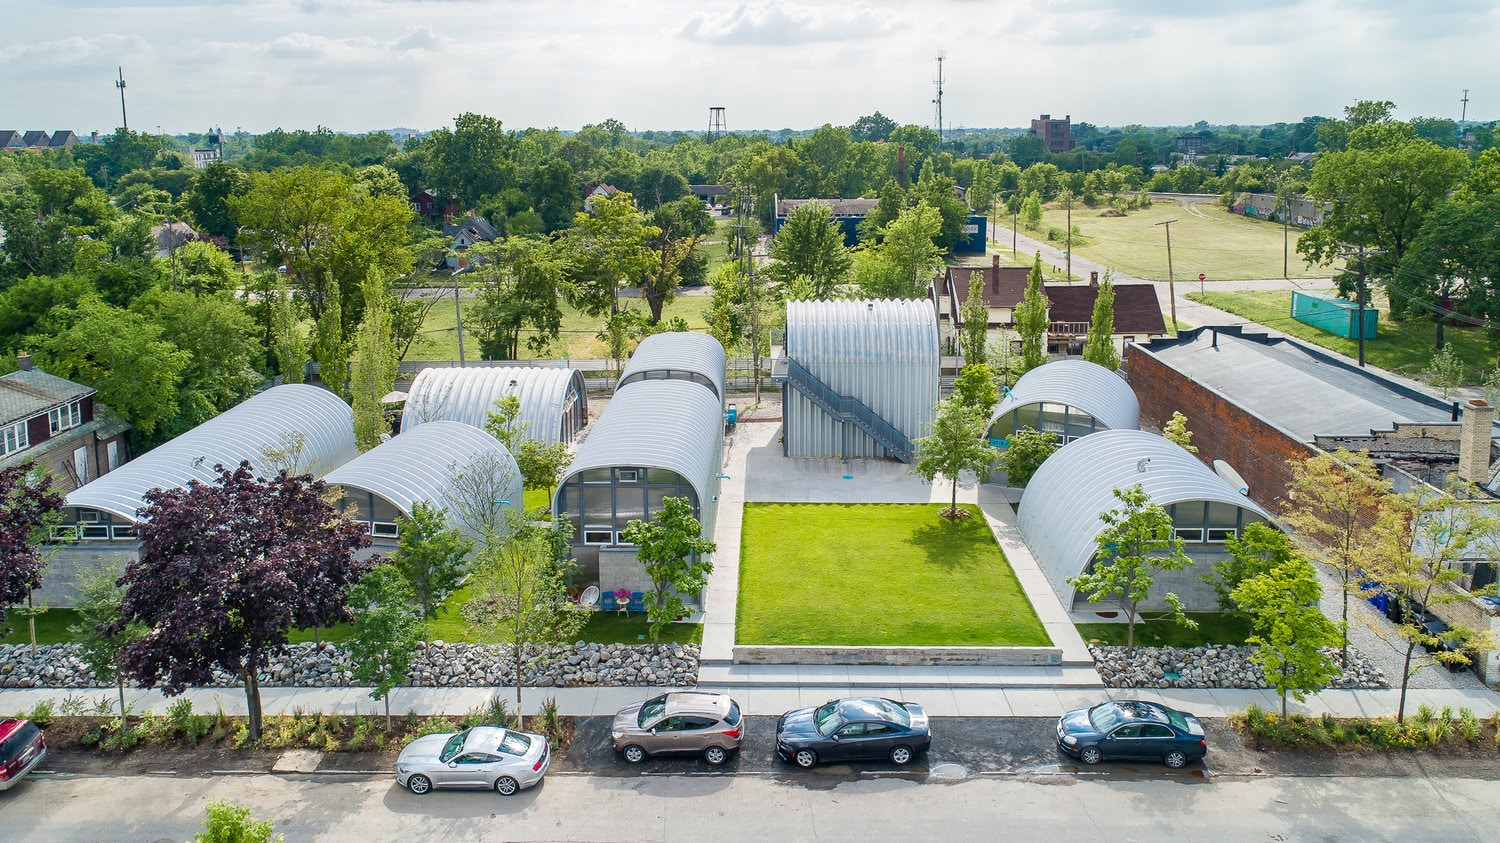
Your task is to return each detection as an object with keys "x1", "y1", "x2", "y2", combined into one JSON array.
[{"x1": 611, "y1": 691, "x2": 744, "y2": 765}]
